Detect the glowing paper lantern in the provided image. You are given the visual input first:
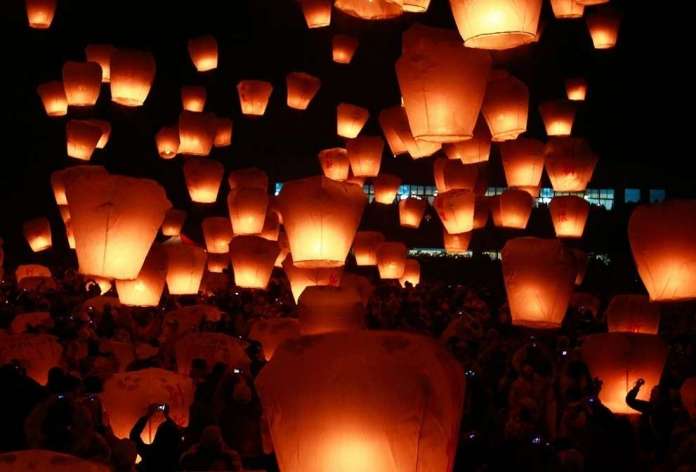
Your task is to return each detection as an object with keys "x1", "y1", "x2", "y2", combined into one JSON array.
[
  {"x1": 379, "y1": 106, "x2": 414, "y2": 157},
  {"x1": 207, "y1": 253, "x2": 229, "y2": 273},
  {"x1": 62, "y1": 61, "x2": 101, "y2": 107},
  {"x1": 66, "y1": 173, "x2": 171, "y2": 279},
  {"x1": 0, "y1": 334, "x2": 62, "y2": 385},
  {"x1": 275, "y1": 230, "x2": 290, "y2": 268},
  {"x1": 572, "y1": 248, "x2": 588, "y2": 285},
  {"x1": 297, "y1": 286, "x2": 365, "y2": 335},
  {"x1": 586, "y1": 6, "x2": 621, "y2": 50},
  {"x1": 347, "y1": 136, "x2": 383, "y2": 177},
  {"x1": 183, "y1": 159, "x2": 224, "y2": 203},
  {"x1": 256, "y1": 331, "x2": 465, "y2": 472},
  {"x1": 23, "y1": 217, "x2": 52, "y2": 252},
  {"x1": 178, "y1": 111, "x2": 215, "y2": 156},
  {"x1": 481, "y1": 70, "x2": 528, "y2": 141},
  {"x1": 85, "y1": 43, "x2": 115, "y2": 82},
  {"x1": 101, "y1": 368, "x2": 193, "y2": 443},
  {"x1": 25, "y1": 0, "x2": 56, "y2": 29},
  {"x1": 227, "y1": 167, "x2": 268, "y2": 191},
  {"x1": 539, "y1": 100, "x2": 576, "y2": 136},
  {"x1": 116, "y1": 247, "x2": 167, "y2": 307},
  {"x1": 156, "y1": 126, "x2": 180, "y2": 159},
  {"x1": 399, "y1": 198, "x2": 426, "y2": 228},
  {"x1": 433, "y1": 190, "x2": 476, "y2": 234},
  {"x1": 0, "y1": 451, "x2": 109, "y2": 472},
  {"x1": 337, "y1": 103, "x2": 369, "y2": 139},
  {"x1": 443, "y1": 230, "x2": 471, "y2": 254},
  {"x1": 278, "y1": 176, "x2": 366, "y2": 268},
  {"x1": 502, "y1": 237, "x2": 576, "y2": 328},
  {"x1": 201, "y1": 217, "x2": 233, "y2": 254},
  {"x1": 298, "y1": 0, "x2": 332, "y2": 28},
  {"x1": 283, "y1": 255, "x2": 343, "y2": 303},
  {"x1": 163, "y1": 237, "x2": 207, "y2": 295},
  {"x1": 628, "y1": 200, "x2": 696, "y2": 301},
  {"x1": 449, "y1": 0, "x2": 542, "y2": 50},
  {"x1": 318, "y1": 148, "x2": 350, "y2": 181},
  {"x1": 494, "y1": 189, "x2": 533, "y2": 229},
  {"x1": 443, "y1": 122, "x2": 491, "y2": 164},
  {"x1": 544, "y1": 137, "x2": 598, "y2": 192},
  {"x1": 249, "y1": 318, "x2": 301, "y2": 361},
  {"x1": 681, "y1": 378, "x2": 696, "y2": 419},
  {"x1": 399, "y1": 259, "x2": 420, "y2": 287},
  {"x1": 214, "y1": 117, "x2": 233, "y2": 147},
  {"x1": 334, "y1": 0, "x2": 403, "y2": 20},
  {"x1": 181, "y1": 85, "x2": 207, "y2": 112},
  {"x1": 582, "y1": 333, "x2": 666, "y2": 415},
  {"x1": 397, "y1": 24, "x2": 491, "y2": 142},
  {"x1": 376, "y1": 242, "x2": 407, "y2": 279},
  {"x1": 110, "y1": 49, "x2": 156, "y2": 107},
  {"x1": 37, "y1": 81, "x2": 67, "y2": 117},
  {"x1": 161, "y1": 208, "x2": 186, "y2": 236},
  {"x1": 175, "y1": 333, "x2": 249, "y2": 375},
  {"x1": 229, "y1": 236, "x2": 279, "y2": 289},
  {"x1": 286, "y1": 72, "x2": 321, "y2": 110},
  {"x1": 227, "y1": 188, "x2": 269, "y2": 235},
  {"x1": 550, "y1": 195, "x2": 590, "y2": 238},
  {"x1": 54, "y1": 166, "x2": 108, "y2": 206},
  {"x1": 258, "y1": 212, "x2": 280, "y2": 242},
  {"x1": 352, "y1": 231, "x2": 385, "y2": 266},
  {"x1": 473, "y1": 197, "x2": 490, "y2": 229},
  {"x1": 346, "y1": 172, "x2": 365, "y2": 188},
  {"x1": 188, "y1": 35, "x2": 218, "y2": 72},
  {"x1": 565, "y1": 78, "x2": 588, "y2": 101},
  {"x1": 550, "y1": 0, "x2": 584, "y2": 18},
  {"x1": 406, "y1": 138, "x2": 442, "y2": 159},
  {"x1": 499, "y1": 137, "x2": 545, "y2": 188},
  {"x1": 606, "y1": 295, "x2": 660, "y2": 335},
  {"x1": 442, "y1": 160, "x2": 480, "y2": 192},
  {"x1": 237, "y1": 80, "x2": 273, "y2": 116},
  {"x1": 373, "y1": 174, "x2": 401, "y2": 204},
  {"x1": 332, "y1": 35, "x2": 359, "y2": 64},
  {"x1": 82, "y1": 119, "x2": 111, "y2": 149},
  {"x1": 66, "y1": 120, "x2": 102, "y2": 160}
]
